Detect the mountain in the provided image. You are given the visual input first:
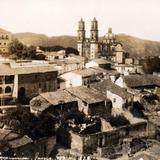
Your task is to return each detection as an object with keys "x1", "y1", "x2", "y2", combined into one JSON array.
[
  {"x1": 0, "y1": 27, "x2": 11, "y2": 33},
  {"x1": 10, "y1": 31, "x2": 160, "y2": 57},
  {"x1": 116, "y1": 34, "x2": 160, "y2": 57},
  {"x1": 13, "y1": 33, "x2": 77, "y2": 48}
]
